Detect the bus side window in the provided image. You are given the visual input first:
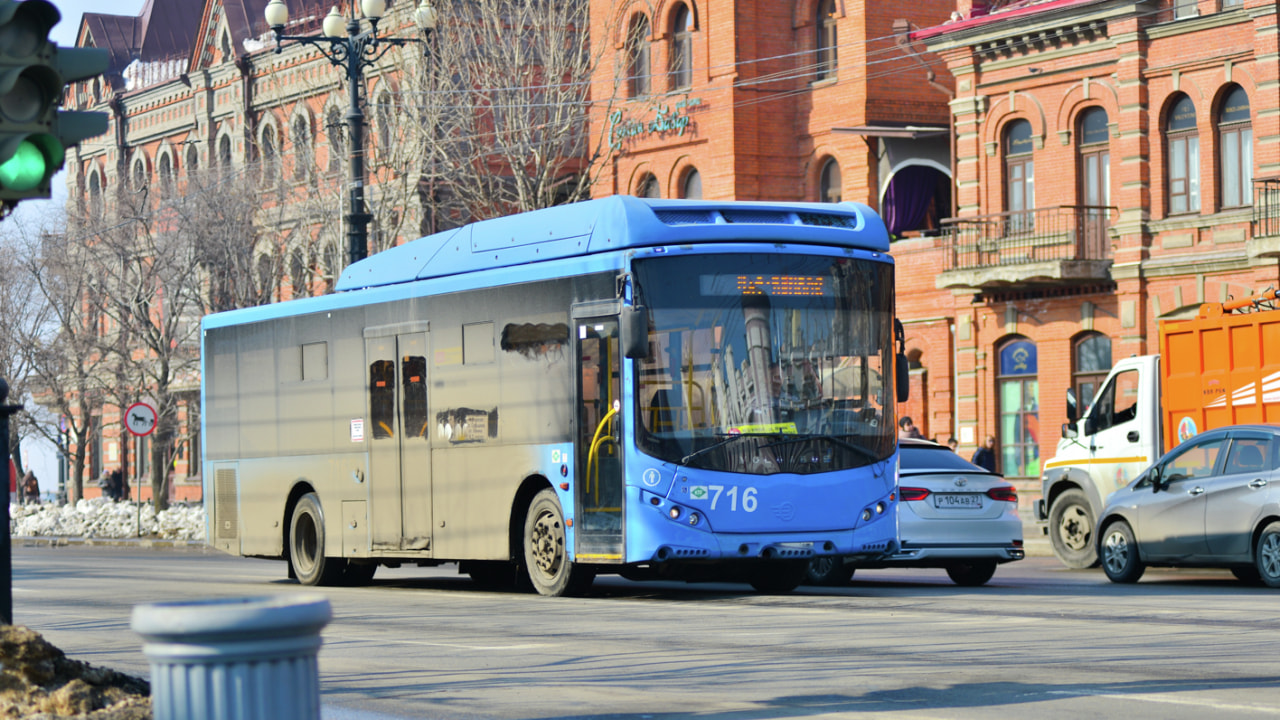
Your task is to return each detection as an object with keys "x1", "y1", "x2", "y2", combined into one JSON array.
[
  {"x1": 403, "y1": 354, "x2": 428, "y2": 439},
  {"x1": 370, "y1": 360, "x2": 396, "y2": 439}
]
